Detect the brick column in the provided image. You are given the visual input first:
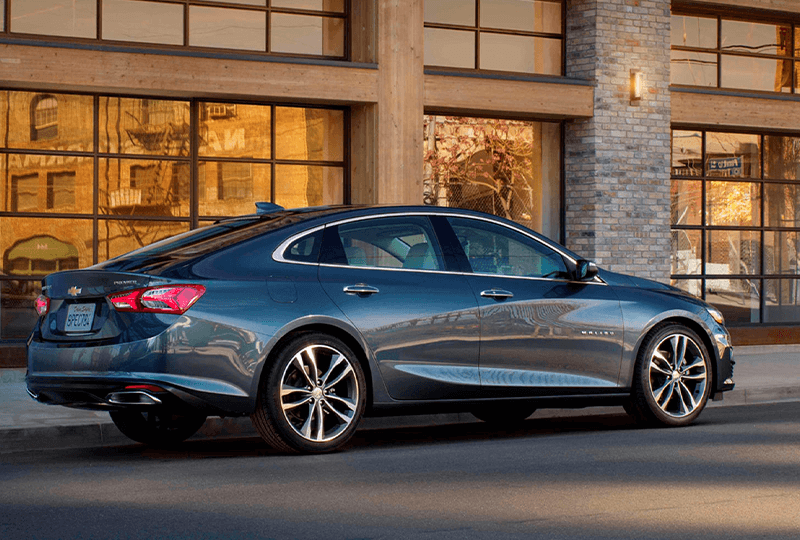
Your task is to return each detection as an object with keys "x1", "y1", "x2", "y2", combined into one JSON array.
[{"x1": 564, "y1": 0, "x2": 672, "y2": 282}]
